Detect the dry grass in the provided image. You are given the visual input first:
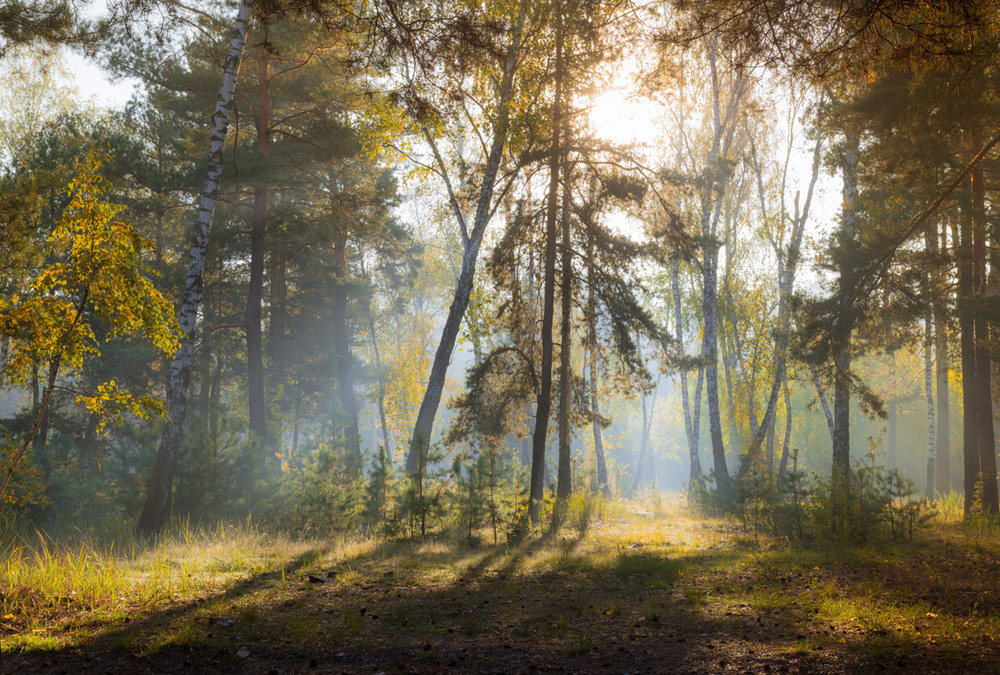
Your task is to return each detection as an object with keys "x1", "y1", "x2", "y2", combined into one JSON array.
[{"x1": 2, "y1": 494, "x2": 1000, "y2": 674}]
